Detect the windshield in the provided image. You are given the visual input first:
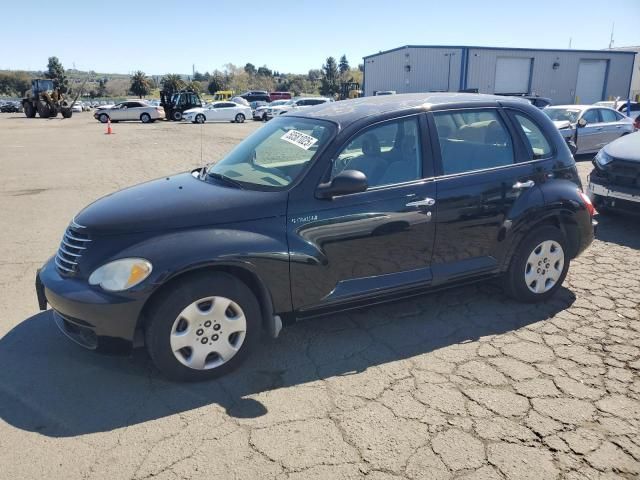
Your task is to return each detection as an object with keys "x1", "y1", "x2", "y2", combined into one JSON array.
[
  {"x1": 271, "y1": 100, "x2": 288, "y2": 107},
  {"x1": 544, "y1": 108, "x2": 581, "y2": 123},
  {"x1": 208, "y1": 117, "x2": 335, "y2": 189}
]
